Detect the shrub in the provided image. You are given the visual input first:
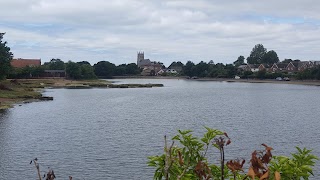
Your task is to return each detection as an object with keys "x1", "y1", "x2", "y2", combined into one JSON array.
[{"x1": 148, "y1": 127, "x2": 318, "y2": 180}]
